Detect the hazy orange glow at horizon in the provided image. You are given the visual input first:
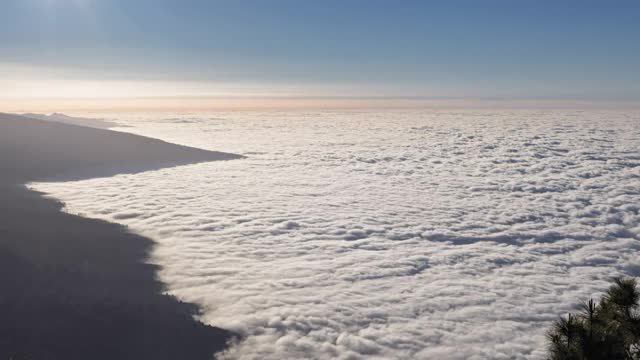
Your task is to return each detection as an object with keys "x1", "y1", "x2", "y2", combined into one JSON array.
[
  {"x1": 2, "y1": 63, "x2": 638, "y2": 113},
  {"x1": 4, "y1": 96, "x2": 640, "y2": 114}
]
